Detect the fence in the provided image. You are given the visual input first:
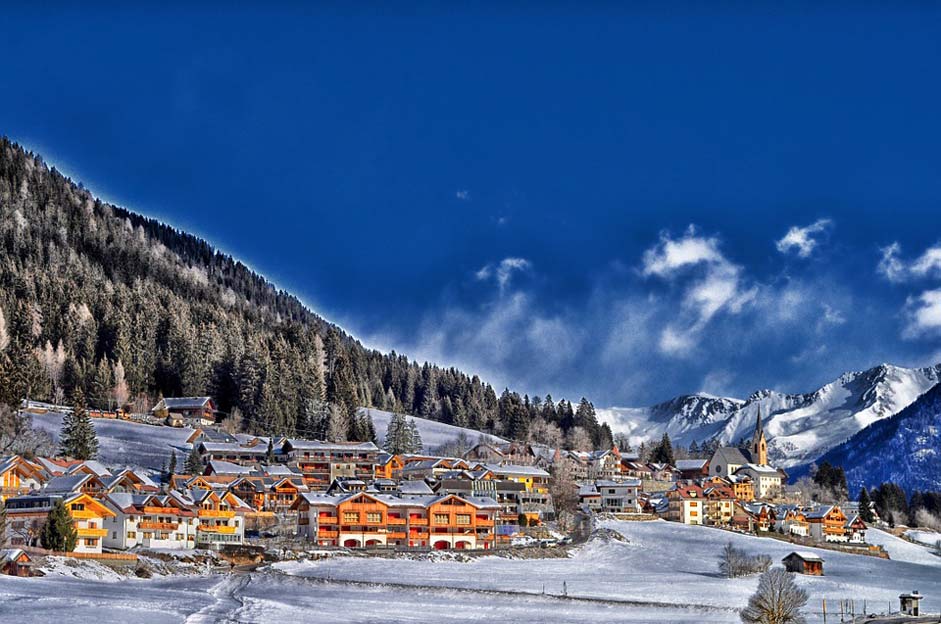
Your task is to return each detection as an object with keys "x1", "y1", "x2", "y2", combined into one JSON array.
[{"x1": 22, "y1": 546, "x2": 138, "y2": 561}]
